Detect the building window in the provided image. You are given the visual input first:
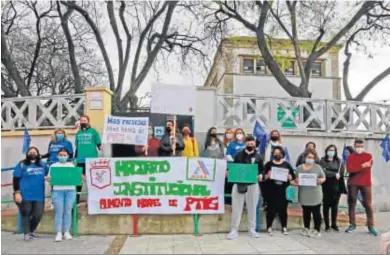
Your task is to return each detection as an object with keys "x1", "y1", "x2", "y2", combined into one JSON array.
[
  {"x1": 243, "y1": 58, "x2": 254, "y2": 73},
  {"x1": 311, "y1": 62, "x2": 322, "y2": 76},
  {"x1": 284, "y1": 61, "x2": 295, "y2": 75},
  {"x1": 255, "y1": 60, "x2": 266, "y2": 74}
]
